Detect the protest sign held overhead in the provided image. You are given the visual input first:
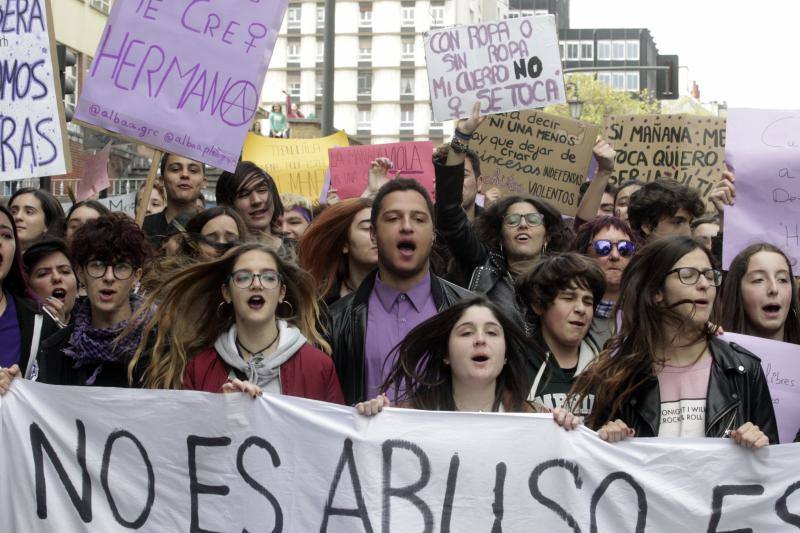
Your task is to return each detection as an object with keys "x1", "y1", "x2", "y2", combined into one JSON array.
[
  {"x1": 722, "y1": 332, "x2": 800, "y2": 445},
  {"x1": 329, "y1": 142, "x2": 435, "y2": 200},
  {"x1": 604, "y1": 114, "x2": 727, "y2": 198},
  {"x1": 242, "y1": 131, "x2": 349, "y2": 199},
  {"x1": 722, "y1": 108, "x2": 800, "y2": 268},
  {"x1": 471, "y1": 110, "x2": 597, "y2": 216},
  {"x1": 2, "y1": 381, "x2": 800, "y2": 532},
  {"x1": 74, "y1": 0, "x2": 288, "y2": 172},
  {"x1": 424, "y1": 15, "x2": 564, "y2": 122},
  {"x1": 0, "y1": 0, "x2": 71, "y2": 180}
]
